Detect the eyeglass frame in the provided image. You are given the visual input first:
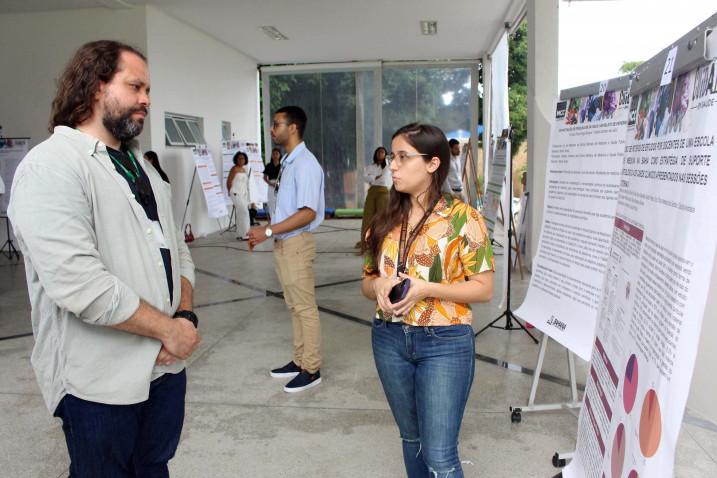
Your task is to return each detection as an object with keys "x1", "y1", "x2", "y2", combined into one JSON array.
[
  {"x1": 388, "y1": 151, "x2": 431, "y2": 166},
  {"x1": 271, "y1": 120, "x2": 290, "y2": 129}
]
